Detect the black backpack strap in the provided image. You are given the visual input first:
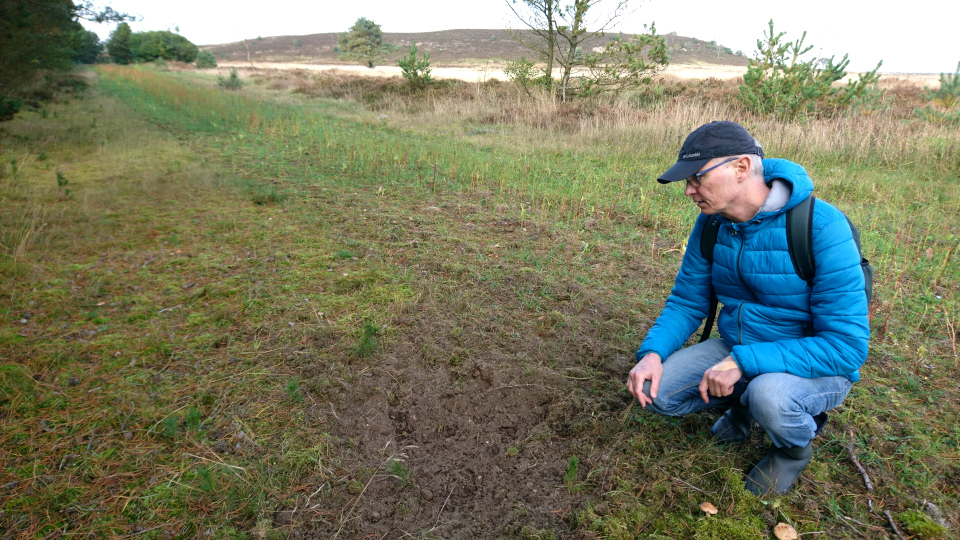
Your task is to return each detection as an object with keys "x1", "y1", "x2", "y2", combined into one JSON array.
[
  {"x1": 786, "y1": 195, "x2": 816, "y2": 286},
  {"x1": 700, "y1": 292, "x2": 719, "y2": 343},
  {"x1": 699, "y1": 217, "x2": 721, "y2": 343},
  {"x1": 843, "y1": 214, "x2": 874, "y2": 304},
  {"x1": 700, "y1": 215, "x2": 721, "y2": 264}
]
